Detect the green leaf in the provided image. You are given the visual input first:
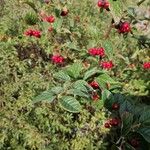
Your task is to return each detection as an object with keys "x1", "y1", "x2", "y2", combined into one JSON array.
[
  {"x1": 139, "y1": 107, "x2": 150, "y2": 125},
  {"x1": 66, "y1": 61, "x2": 83, "y2": 79},
  {"x1": 101, "y1": 89, "x2": 112, "y2": 102},
  {"x1": 83, "y1": 67, "x2": 102, "y2": 80},
  {"x1": 109, "y1": 0, "x2": 124, "y2": 23},
  {"x1": 53, "y1": 71, "x2": 71, "y2": 82},
  {"x1": 33, "y1": 91, "x2": 56, "y2": 103},
  {"x1": 67, "y1": 89, "x2": 89, "y2": 98},
  {"x1": 65, "y1": 42, "x2": 79, "y2": 51},
  {"x1": 93, "y1": 99, "x2": 104, "y2": 110},
  {"x1": 96, "y1": 73, "x2": 116, "y2": 89},
  {"x1": 53, "y1": 18, "x2": 63, "y2": 31},
  {"x1": 119, "y1": 100, "x2": 134, "y2": 115},
  {"x1": 51, "y1": 86, "x2": 63, "y2": 94},
  {"x1": 103, "y1": 40, "x2": 114, "y2": 59},
  {"x1": 59, "y1": 96, "x2": 81, "y2": 113},
  {"x1": 24, "y1": 12, "x2": 39, "y2": 25},
  {"x1": 23, "y1": 0, "x2": 38, "y2": 13},
  {"x1": 73, "y1": 80, "x2": 93, "y2": 93},
  {"x1": 121, "y1": 112, "x2": 133, "y2": 135},
  {"x1": 137, "y1": 127, "x2": 150, "y2": 143}
]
